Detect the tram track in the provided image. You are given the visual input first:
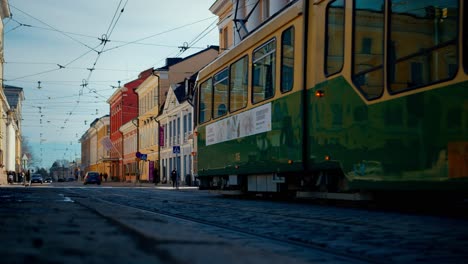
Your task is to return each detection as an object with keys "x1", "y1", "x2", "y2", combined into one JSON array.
[{"x1": 65, "y1": 188, "x2": 387, "y2": 264}]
